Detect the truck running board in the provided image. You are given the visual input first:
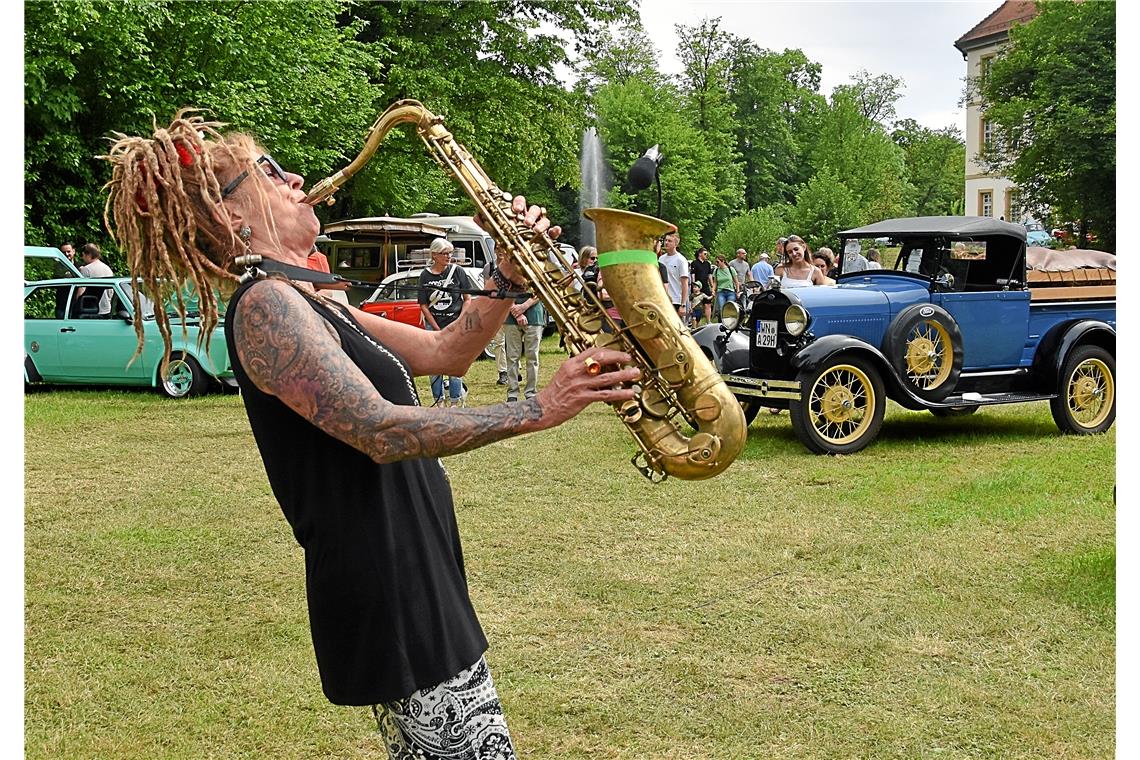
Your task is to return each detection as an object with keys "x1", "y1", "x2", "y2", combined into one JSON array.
[{"x1": 934, "y1": 390, "x2": 1056, "y2": 408}]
